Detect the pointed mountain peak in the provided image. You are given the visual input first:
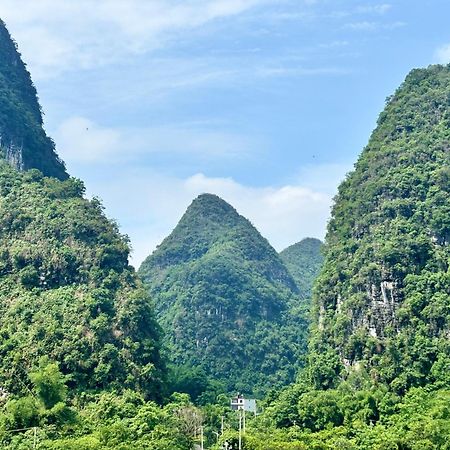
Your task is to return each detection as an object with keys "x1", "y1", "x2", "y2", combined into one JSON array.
[
  {"x1": 186, "y1": 193, "x2": 239, "y2": 218},
  {"x1": 143, "y1": 193, "x2": 264, "y2": 268},
  {"x1": 281, "y1": 237, "x2": 323, "y2": 255},
  {"x1": 138, "y1": 194, "x2": 307, "y2": 394},
  {"x1": 0, "y1": 19, "x2": 68, "y2": 179}
]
